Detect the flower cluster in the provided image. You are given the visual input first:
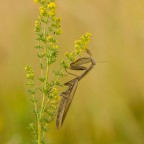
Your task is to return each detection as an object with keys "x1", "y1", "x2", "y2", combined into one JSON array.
[
  {"x1": 25, "y1": 65, "x2": 35, "y2": 80},
  {"x1": 34, "y1": 1, "x2": 62, "y2": 68},
  {"x1": 61, "y1": 32, "x2": 92, "y2": 68},
  {"x1": 25, "y1": 66, "x2": 35, "y2": 87},
  {"x1": 74, "y1": 32, "x2": 91, "y2": 54},
  {"x1": 48, "y1": 2, "x2": 56, "y2": 17}
]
